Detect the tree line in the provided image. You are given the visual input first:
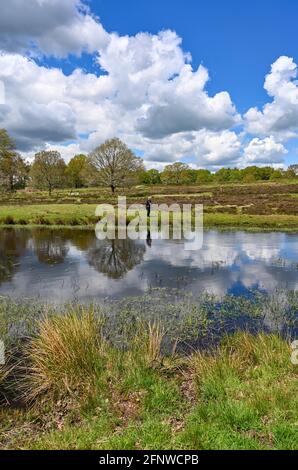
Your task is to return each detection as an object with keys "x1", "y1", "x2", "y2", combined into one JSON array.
[{"x1": 0, "y1": 129, "x2": 297, "y2": 195}]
